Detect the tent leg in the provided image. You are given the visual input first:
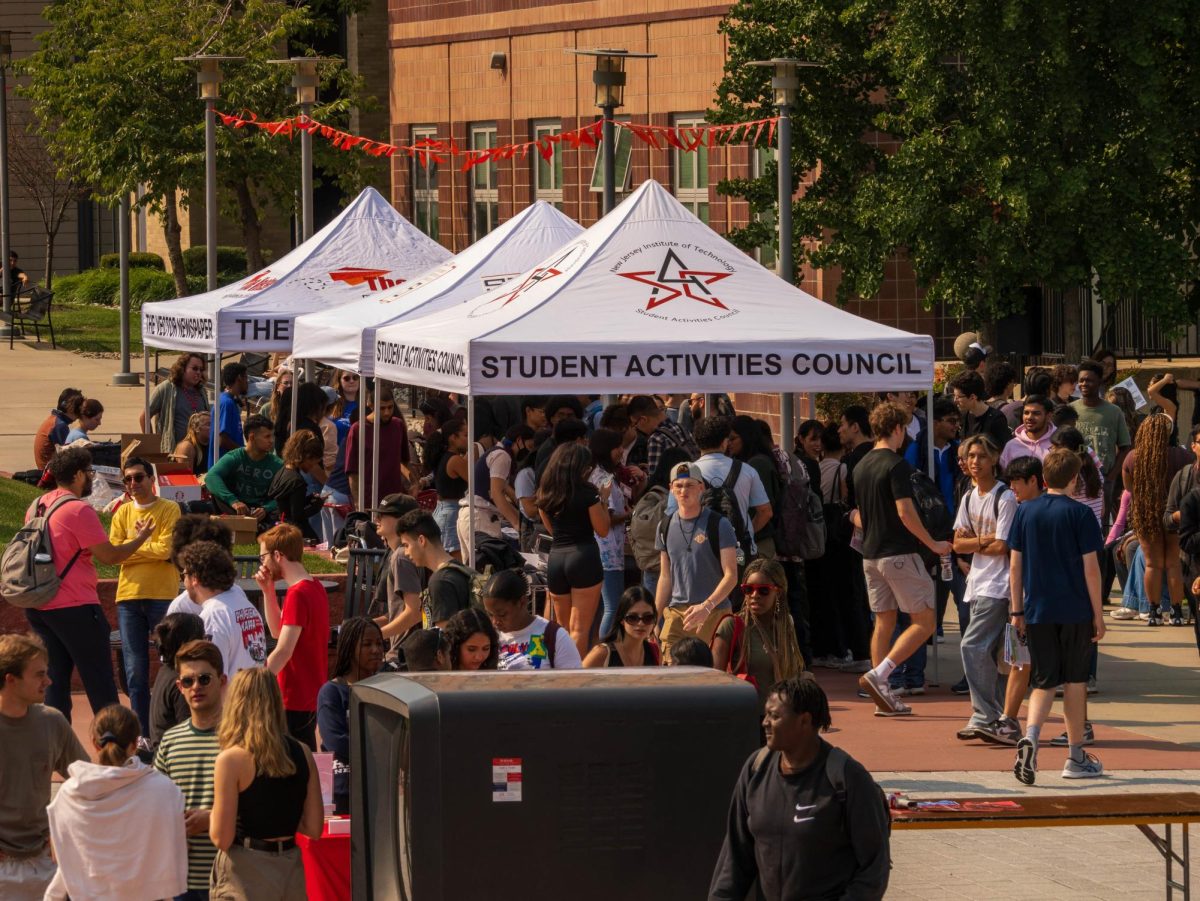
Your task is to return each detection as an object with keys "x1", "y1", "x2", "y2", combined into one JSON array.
[
  {"x1": 142, "y1": 348, "x2": 150, "y2": 432},
  {"x1": 371, "y1": 379, "x2": 381, "y2": 511},
  {"x1": 467, "y1": 393, "x2": 476, "y2": 570},
  {"x1": 357, "y1": 385, "x2": 366, "y2": 511},
  {"x1": 210, "y1": 353, "x2": 220, "y2": 469},
  {"x1": 926, "y1": 385, "x2": 940, "y2": 687},
  {"x1": 289, "y1": 357, "x2": 300, "y2": 442}
]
